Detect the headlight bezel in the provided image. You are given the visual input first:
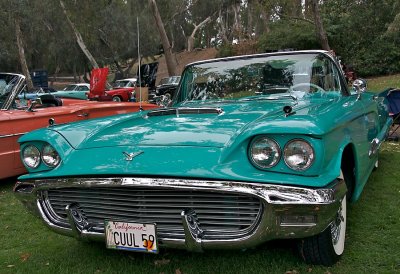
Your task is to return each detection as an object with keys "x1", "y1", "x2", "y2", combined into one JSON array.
[
  {"x1": 283, "y1": 139, "x2": 315, "y2": 171},
  {"x1": 248, "y1": 136, "x2": 281, "y2": 169},
  {"x1": 22, "y1": 145, "x2": 41, "y2": 169}
]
